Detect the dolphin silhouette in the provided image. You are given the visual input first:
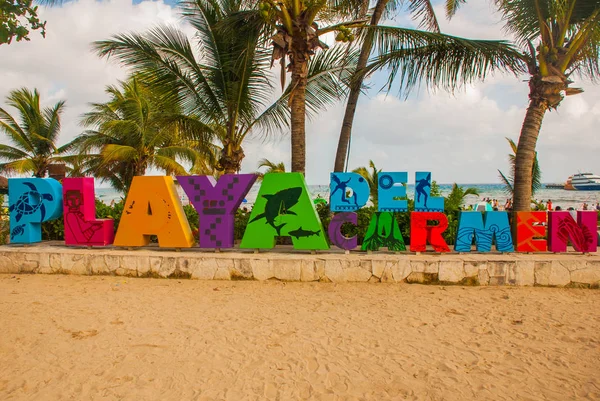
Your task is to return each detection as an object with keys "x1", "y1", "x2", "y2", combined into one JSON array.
[{"x1": 250, "y1": 187, "x2": 302, "y2": 235}]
